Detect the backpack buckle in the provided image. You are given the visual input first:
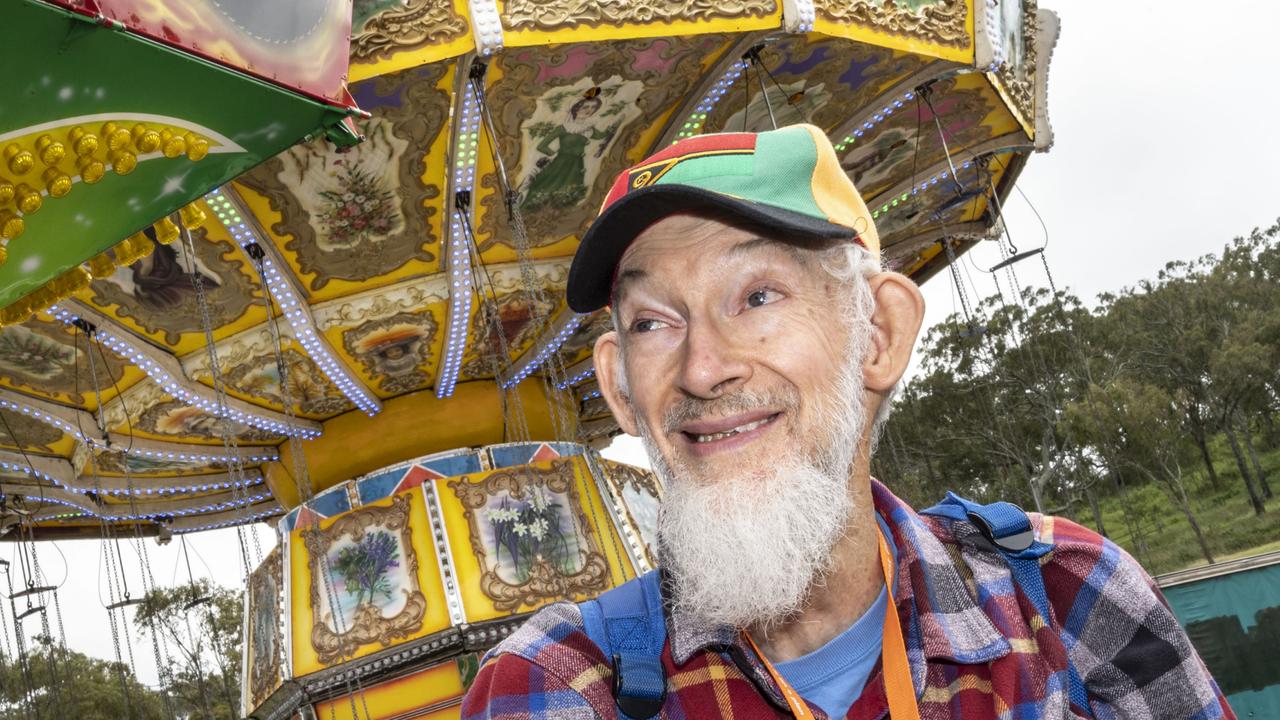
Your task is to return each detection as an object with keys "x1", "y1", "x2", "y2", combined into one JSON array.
[{"x1": 966, "y1": 506, "x2": 1034, "y2": 552}]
